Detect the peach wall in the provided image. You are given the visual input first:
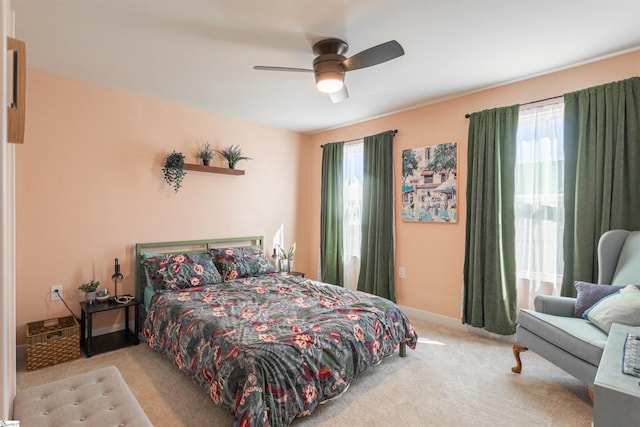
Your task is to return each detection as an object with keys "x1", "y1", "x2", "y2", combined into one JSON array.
[
  {"x1": 15, "y1": 70, "x2": 310, "y2": 345},
  {"x1": 304, "y1": 50, "x2": 640, "y2": 320}
]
